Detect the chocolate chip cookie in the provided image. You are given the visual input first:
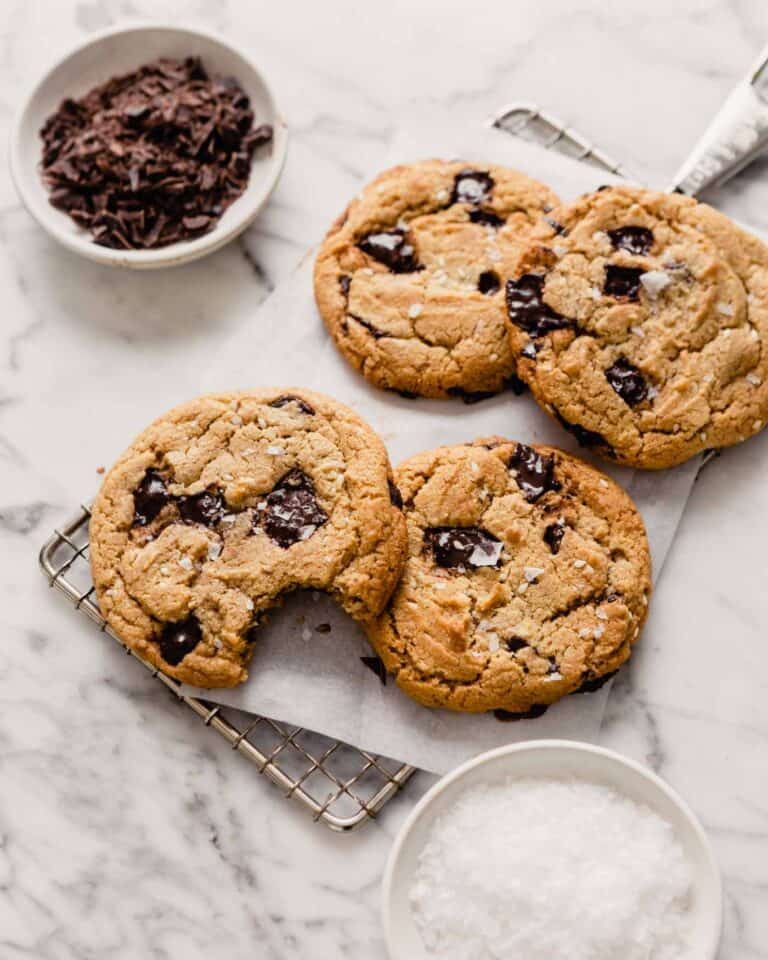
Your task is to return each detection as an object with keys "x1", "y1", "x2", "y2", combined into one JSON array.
[
  {"x1": 90, "y1": 389, "x2": 408, "y2": 687},
  {"x1": 506, "y1": 185, "x2": 768, "y2": 469},
  {"x1": 314, "y1": 160, "x2": 559, "y2": 399},
  {"x1": 364, "y1": 439, "x2": 651, "y2": 715}
]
